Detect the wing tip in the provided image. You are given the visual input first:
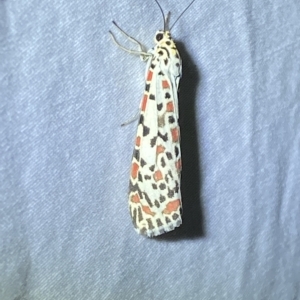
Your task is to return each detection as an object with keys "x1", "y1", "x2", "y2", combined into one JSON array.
[{"x1": 135, "y1": 218, "x2": 182, "y2": 238}]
